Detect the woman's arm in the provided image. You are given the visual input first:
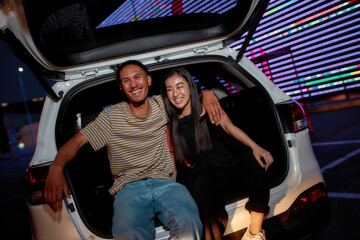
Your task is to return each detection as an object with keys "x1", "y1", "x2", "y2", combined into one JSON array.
[{"x1": 219, "y1": 113, "x2": 274, "y2": 171}]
